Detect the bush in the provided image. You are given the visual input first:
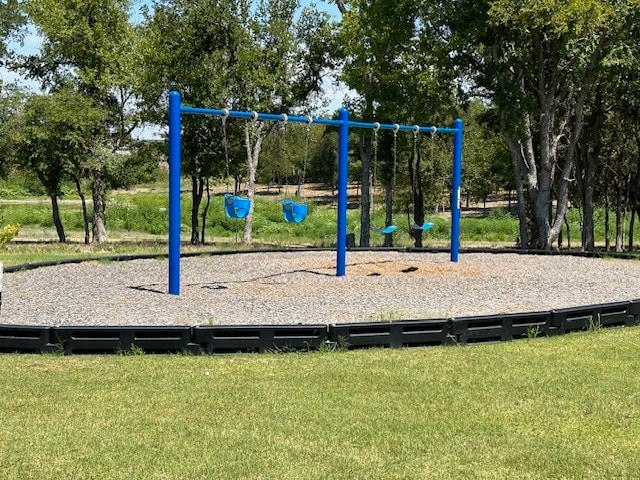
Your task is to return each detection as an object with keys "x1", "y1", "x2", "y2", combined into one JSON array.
[{"x1": 0, "y1": 223, "x2": 20, "y2": 247}]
